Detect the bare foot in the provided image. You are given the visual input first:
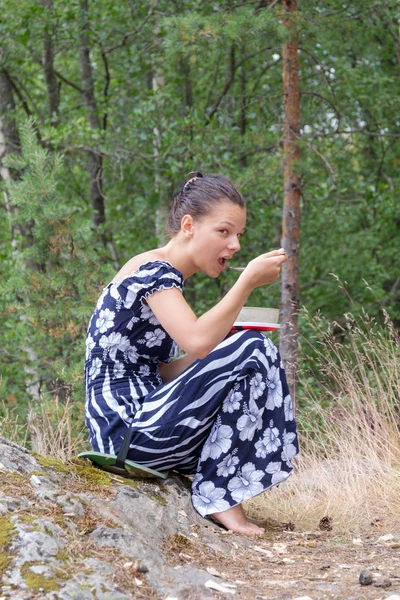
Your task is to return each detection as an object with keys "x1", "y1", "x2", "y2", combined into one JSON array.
[{"x1": 210, "y1": 504, "x2": 265, "y2": 535}]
